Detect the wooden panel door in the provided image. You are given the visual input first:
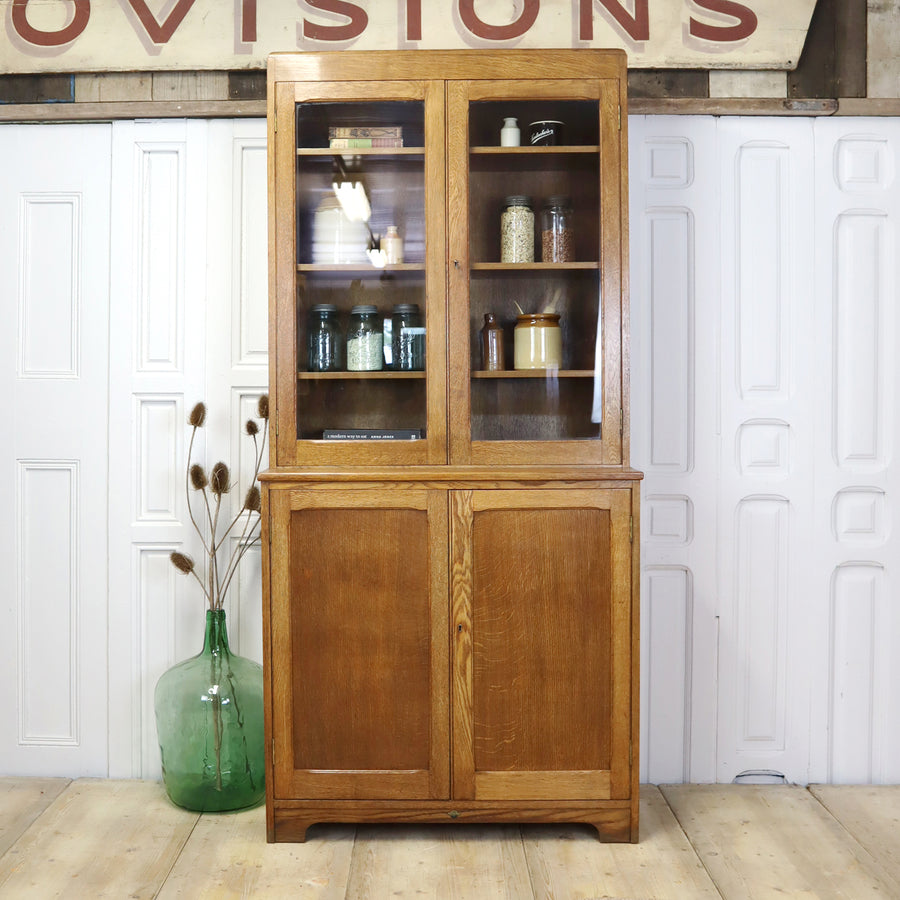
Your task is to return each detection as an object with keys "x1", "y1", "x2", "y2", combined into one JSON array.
[
  {"x1": 267, "y1": 485, "x2": 449, "y2": 800},
  {"x1": 450, "y1": 487, "x2": 634, "y2": 800}
]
